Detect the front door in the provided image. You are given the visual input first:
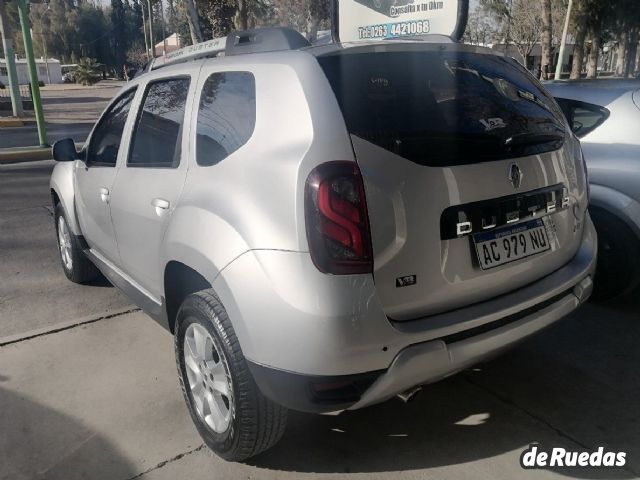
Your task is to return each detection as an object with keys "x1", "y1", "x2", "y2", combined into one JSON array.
[
  {"x1": 110, "y1": 75, "x2": 194, "y2": 300},
  {"x1": 75, "y1": 88, "x2": 137, "y2": 263}
]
